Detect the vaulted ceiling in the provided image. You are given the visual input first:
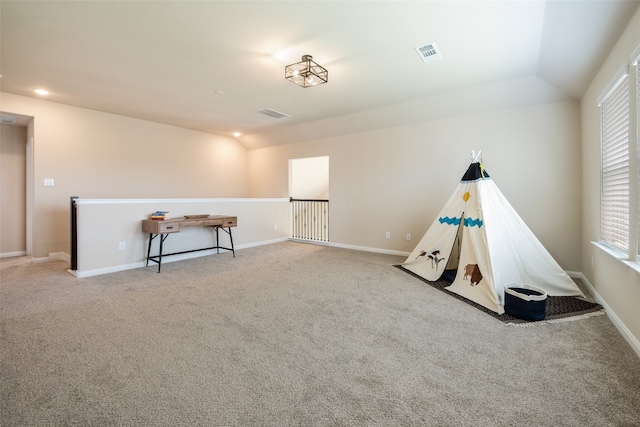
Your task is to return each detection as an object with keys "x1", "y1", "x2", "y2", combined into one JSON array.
[{"x1": 1, "y1": 1, "x2": 638, "y2": 149}]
